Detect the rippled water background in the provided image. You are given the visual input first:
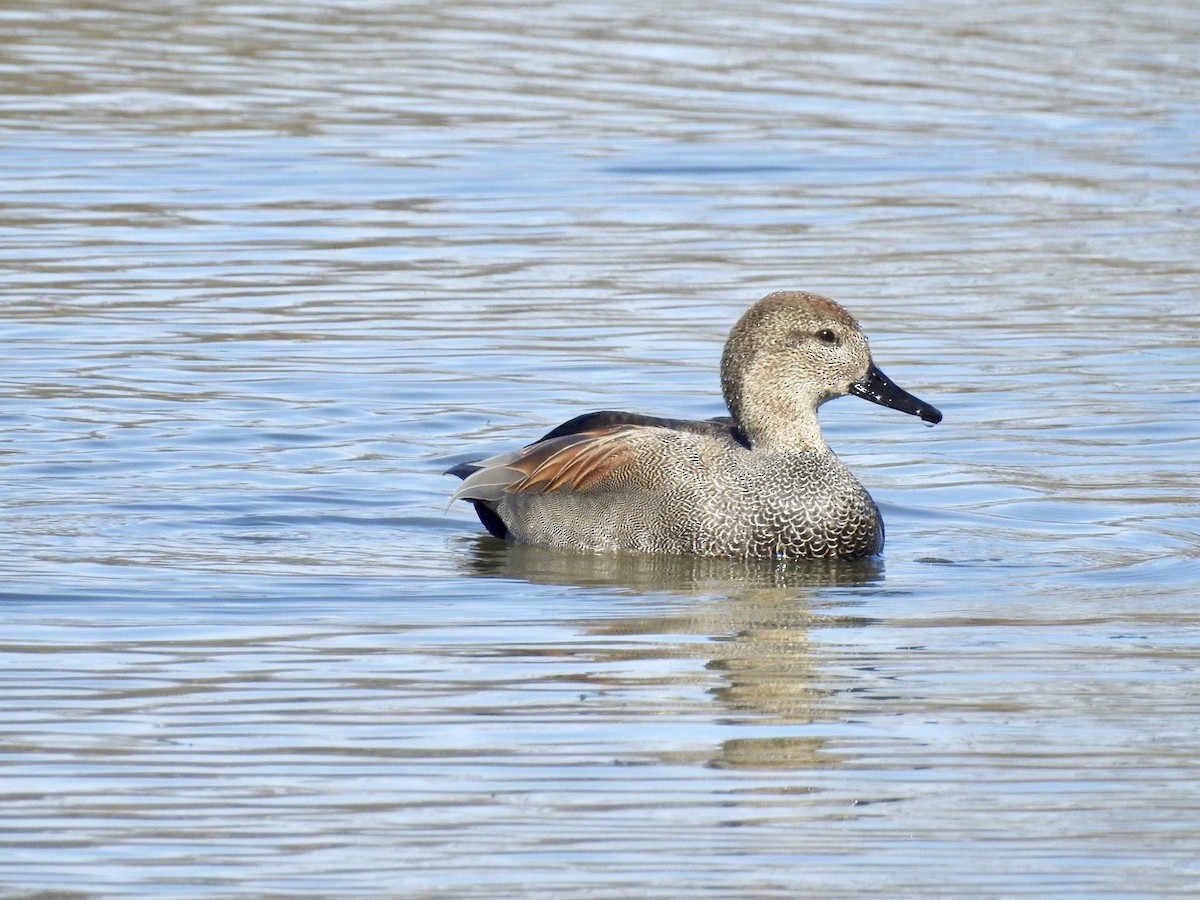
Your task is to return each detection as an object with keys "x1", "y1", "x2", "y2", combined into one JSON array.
[{"x1": 3, "y1": 1, "x2": 1199, "y2": 896}]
